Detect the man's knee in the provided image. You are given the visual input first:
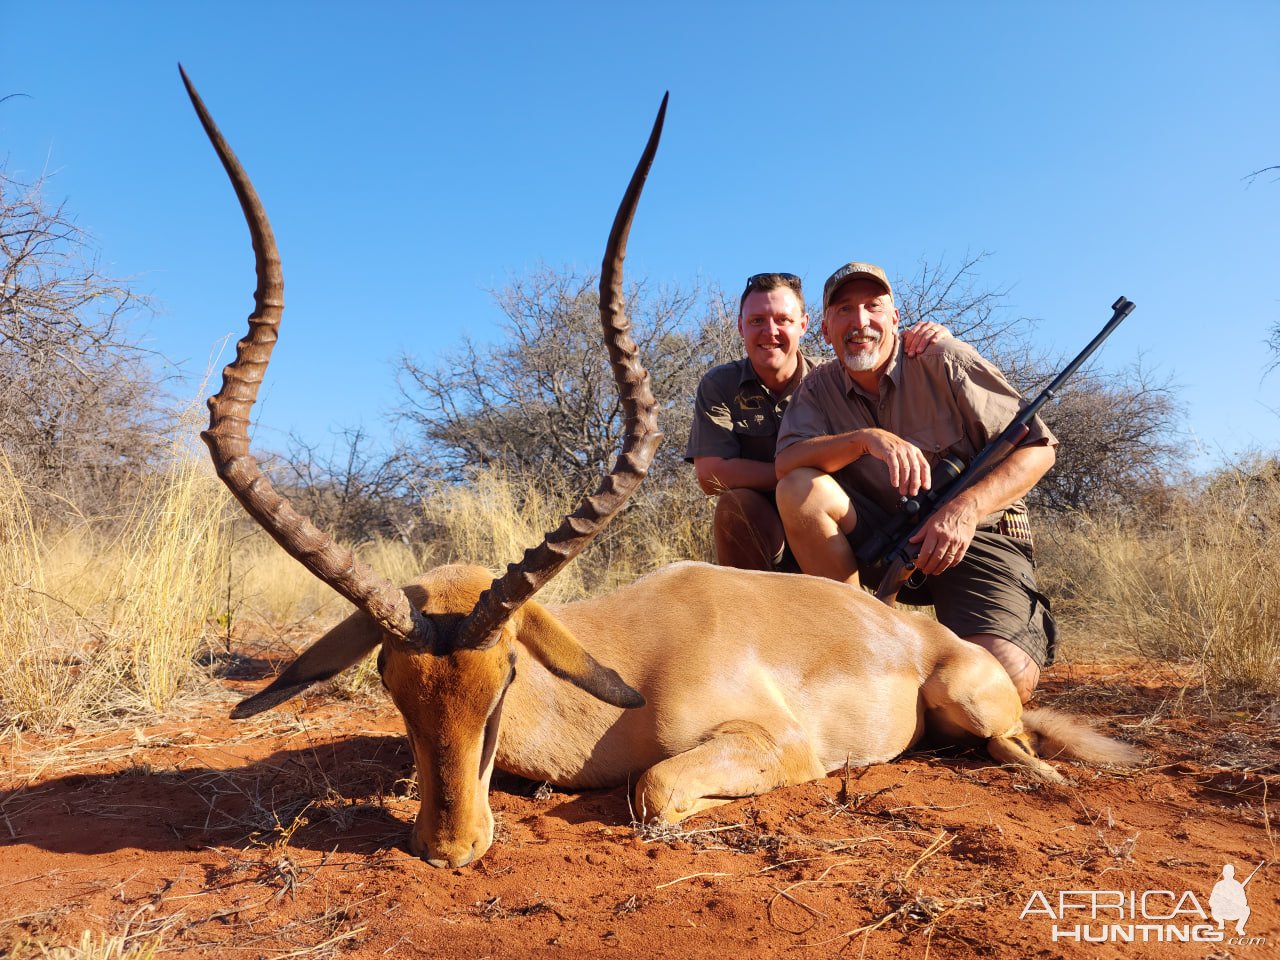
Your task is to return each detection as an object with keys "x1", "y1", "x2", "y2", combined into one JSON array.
[
  {"x1": 965, "y1": 633, "x2": 1040, "y2": 704},
  {"x1": 776, "y1": 468, "x2": 832, "y2": 521}
]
